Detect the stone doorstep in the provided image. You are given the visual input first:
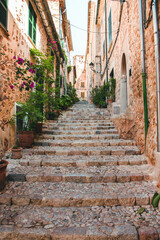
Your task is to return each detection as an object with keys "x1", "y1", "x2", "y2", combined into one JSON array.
[
  {"x1": 2, "y1": 224, "x2": 156, "y2": 240},
  {"x1": 0, "y1": 192, "x2": 152, "y2": 207}
]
